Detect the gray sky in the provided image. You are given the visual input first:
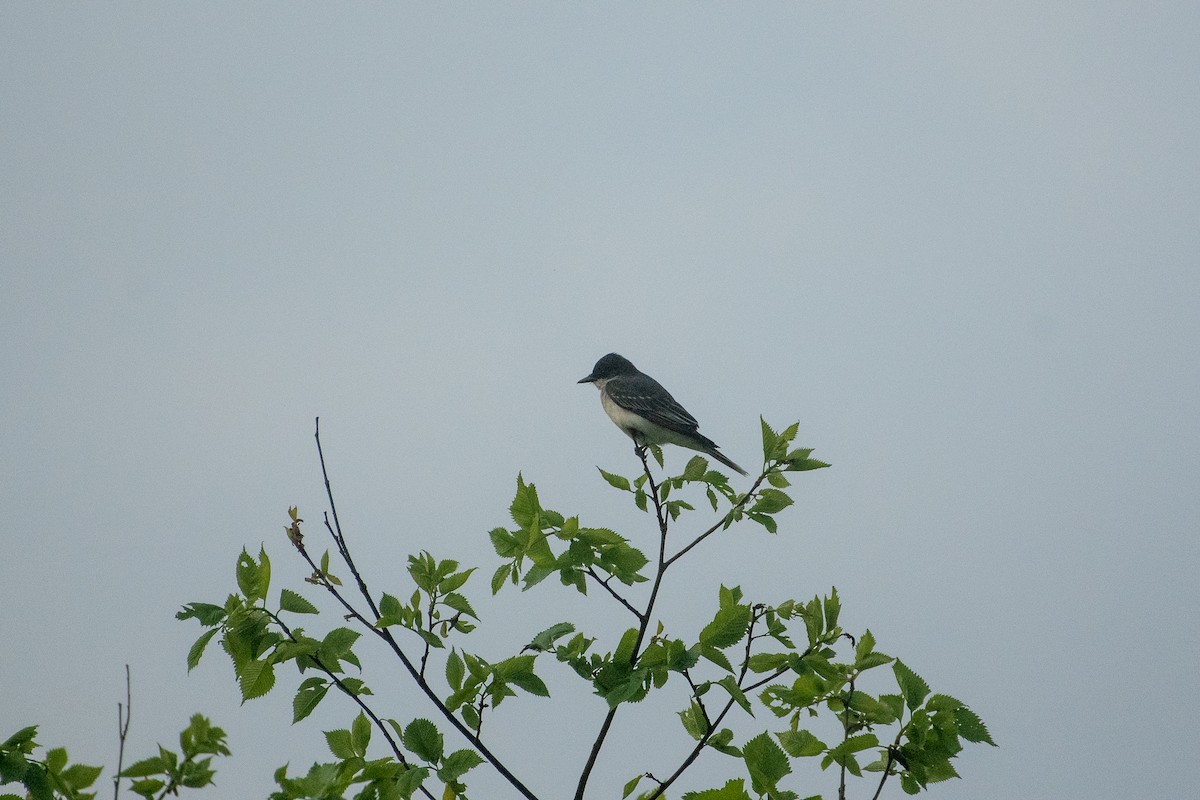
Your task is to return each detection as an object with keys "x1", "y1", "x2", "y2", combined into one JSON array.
[{"x1": 3, "y1": 4, "x2": 1197, "y2": 799}]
